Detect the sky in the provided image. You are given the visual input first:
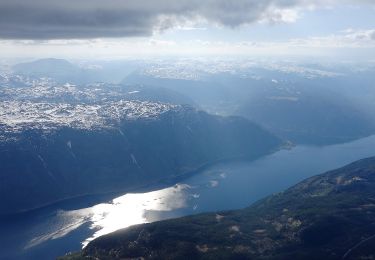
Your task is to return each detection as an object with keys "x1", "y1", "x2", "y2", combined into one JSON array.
[{"x1": 0, "y1": 0, "x2": 375, "y2": 60}]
